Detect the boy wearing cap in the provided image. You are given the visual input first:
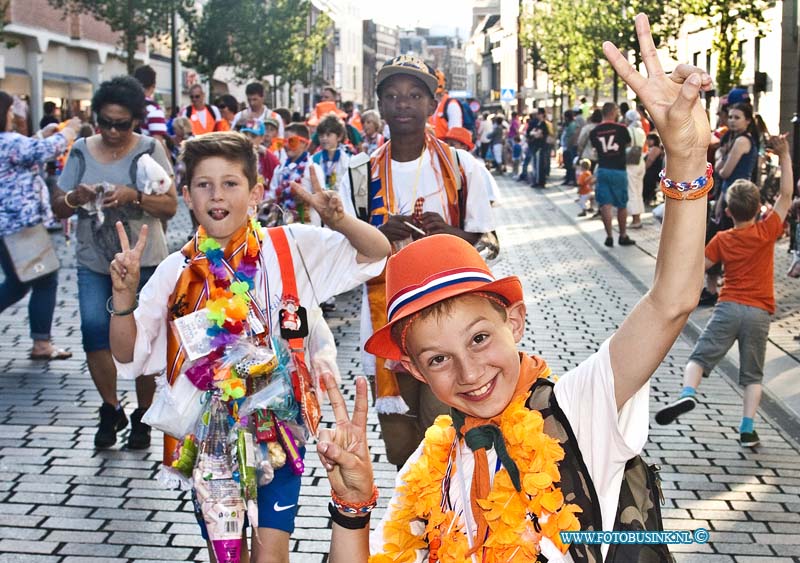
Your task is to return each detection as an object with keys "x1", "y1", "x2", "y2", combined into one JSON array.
[
  {"x1": 237, "y1": 120, "x2": 280, "y2": 187},
  {"x1": 316, "y1": 15, "x2": 714, "y2": 562},
  {"x1": 354, "y1": 54, "x2": 495, "y2": 468}
]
